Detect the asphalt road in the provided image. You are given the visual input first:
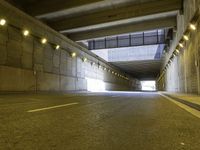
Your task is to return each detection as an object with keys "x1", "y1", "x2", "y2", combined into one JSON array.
[{"x1": 0, "y1": 92, "x2": 200, "y2": 150}]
